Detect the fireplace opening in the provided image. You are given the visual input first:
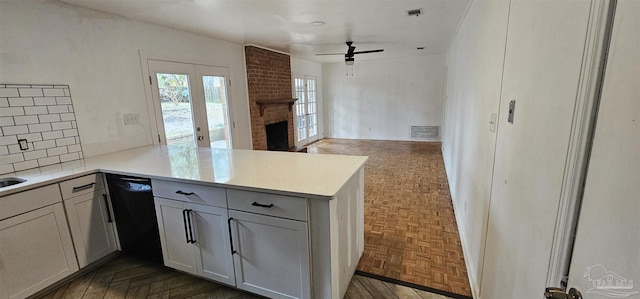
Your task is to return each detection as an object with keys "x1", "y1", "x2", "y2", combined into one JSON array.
[{"x1": 265, "y1": 121, "x2": 289, "y2": 151}]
